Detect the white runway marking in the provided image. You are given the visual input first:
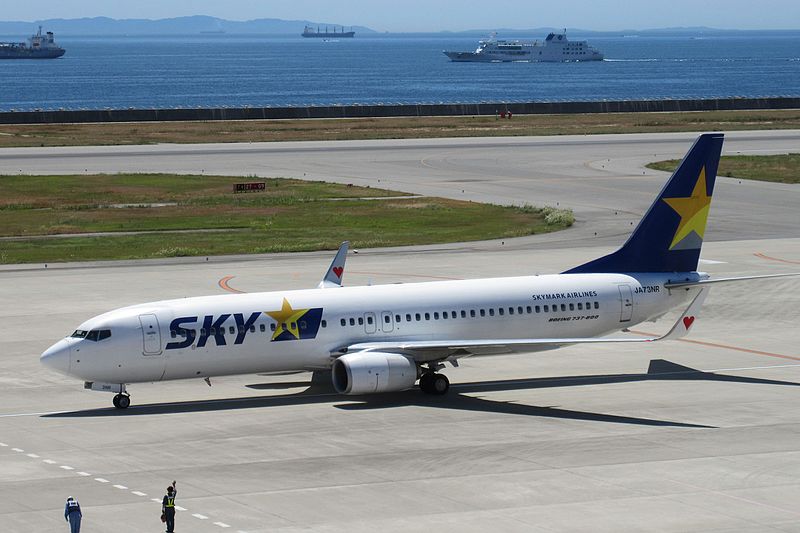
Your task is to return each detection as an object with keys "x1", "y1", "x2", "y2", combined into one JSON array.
[
  {"x1": 175, "y1": 505, "x2": 187, "y2": 511},
  {"x1": 26, "y1": 453, "x2": 39, "y2": 458},
  {"x1": 76, "y1": 471, "x2": 91, "y2": 476},
  {"x1": 0, "y1": 410, "x2": 71, "y2": 418},
  {"x1": 131, "y1": 490, "x2": 147, "y2": 496},
  {"x1": 214, "y1": 522, "x2": 231, "y2": 528},
  {"x1": 60, "y1": 465, "x2": 74, "y2": 470},
  {"x1": 192, "y1": 513, "x2": 209, "y2": 520},
  {"x1": 94, "y1": 478, "x2": 109, "y2": 483},
  {"x1": 42, "y1": 459, "x2": 56, "y2": 464},
  {"x1": 113, "y1": 484, "x2": 127, "y2": 490},
  {"x1": 11, "y1": 448, "x2": 23, "y2": 452},
  {"x1": 151, "y1": 498, "x2": 161, "y2": 503}
]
